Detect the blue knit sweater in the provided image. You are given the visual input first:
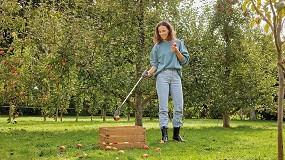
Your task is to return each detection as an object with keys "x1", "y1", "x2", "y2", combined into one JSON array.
[{"x1": 150, "y1": 39, "x2": 189, "y2": 77}]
